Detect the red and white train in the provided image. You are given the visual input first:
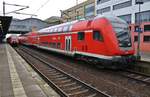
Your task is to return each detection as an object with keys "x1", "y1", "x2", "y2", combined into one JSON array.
[
  {"x1": 7, "y1": 35, "x2": 19, "y2": 46},
  {"x1": 19, "y1": 15, "x2": 136, "y2": 68}
]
